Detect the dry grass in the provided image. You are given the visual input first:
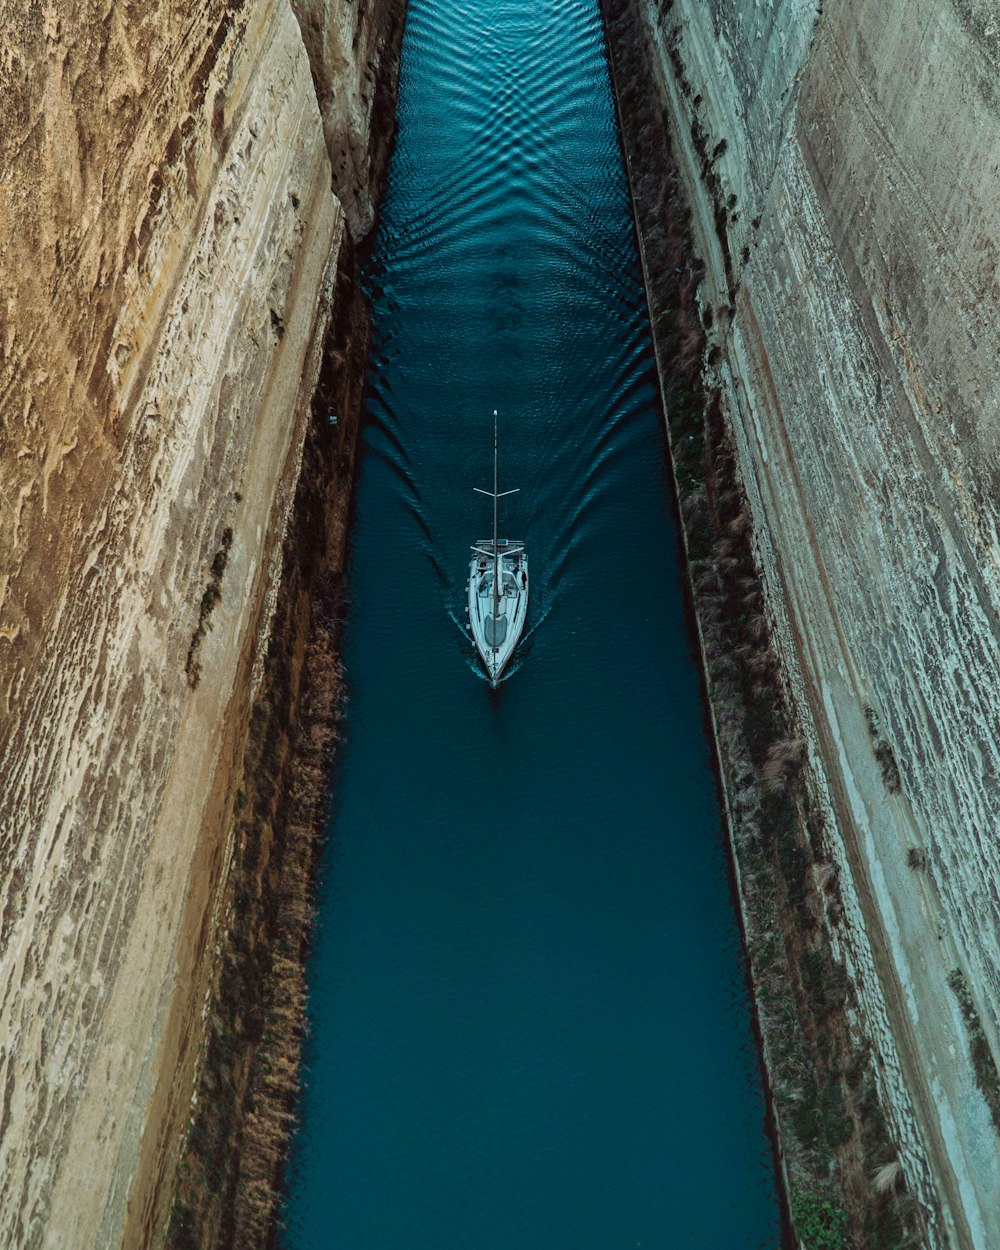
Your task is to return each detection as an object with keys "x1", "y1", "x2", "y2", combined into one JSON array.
[
  {"x1": 761, "y1": 737, "x2": 806, "y2": 794},
  {"x1": 873, "y1": 1160, "x2": 903, "y2": 1195}
]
